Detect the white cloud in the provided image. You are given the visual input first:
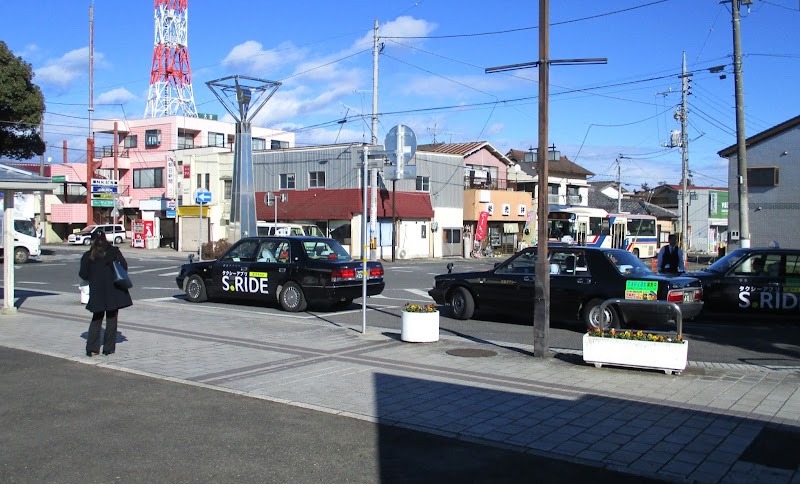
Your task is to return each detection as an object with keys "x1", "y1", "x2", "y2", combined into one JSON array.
[
  {"x1": 484, "y1": 123, "x2": 505, "y2": 137},
  {"x1": 222, "y1": 40, "x2": 306, "y2": 76},
  {"x1": 353, "y1": 16, "x2": 437, "y2": 49},
  {"x1": 35, "y1": 47, "x2": 106, "y2": 88},
  {"x1": 96, "y1": 88, "x2": 136, "y2": 105}
]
